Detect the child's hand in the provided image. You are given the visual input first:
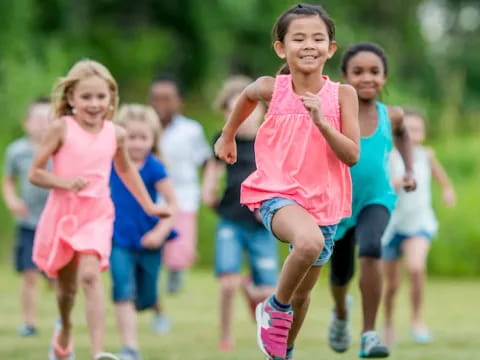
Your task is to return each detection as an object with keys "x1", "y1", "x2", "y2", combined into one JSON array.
[
  {"x1": 8, "y1": 199, "x2": 29, "y2": 218},
  {"x1": 141, "y1": 230, "x2": 166, "y2": 249},
  {"x1": 64, "y1": 177, "x2": 89, "y2": 193},
  {"x1": 403, "y1": 171, "x2": 417, "y2": 192},
  {"x1": 146, "y1": 204, "x2": 172, "y2": 218},
  {"x1": 214, "y1": 134, "x2": 237, "y2": 164},
  {"x1": 442, "y1": 187, "x2": 456, "y2": 207},
  {"x1": 301, "y1": 92, "x2": 325, "y2": 127}
]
